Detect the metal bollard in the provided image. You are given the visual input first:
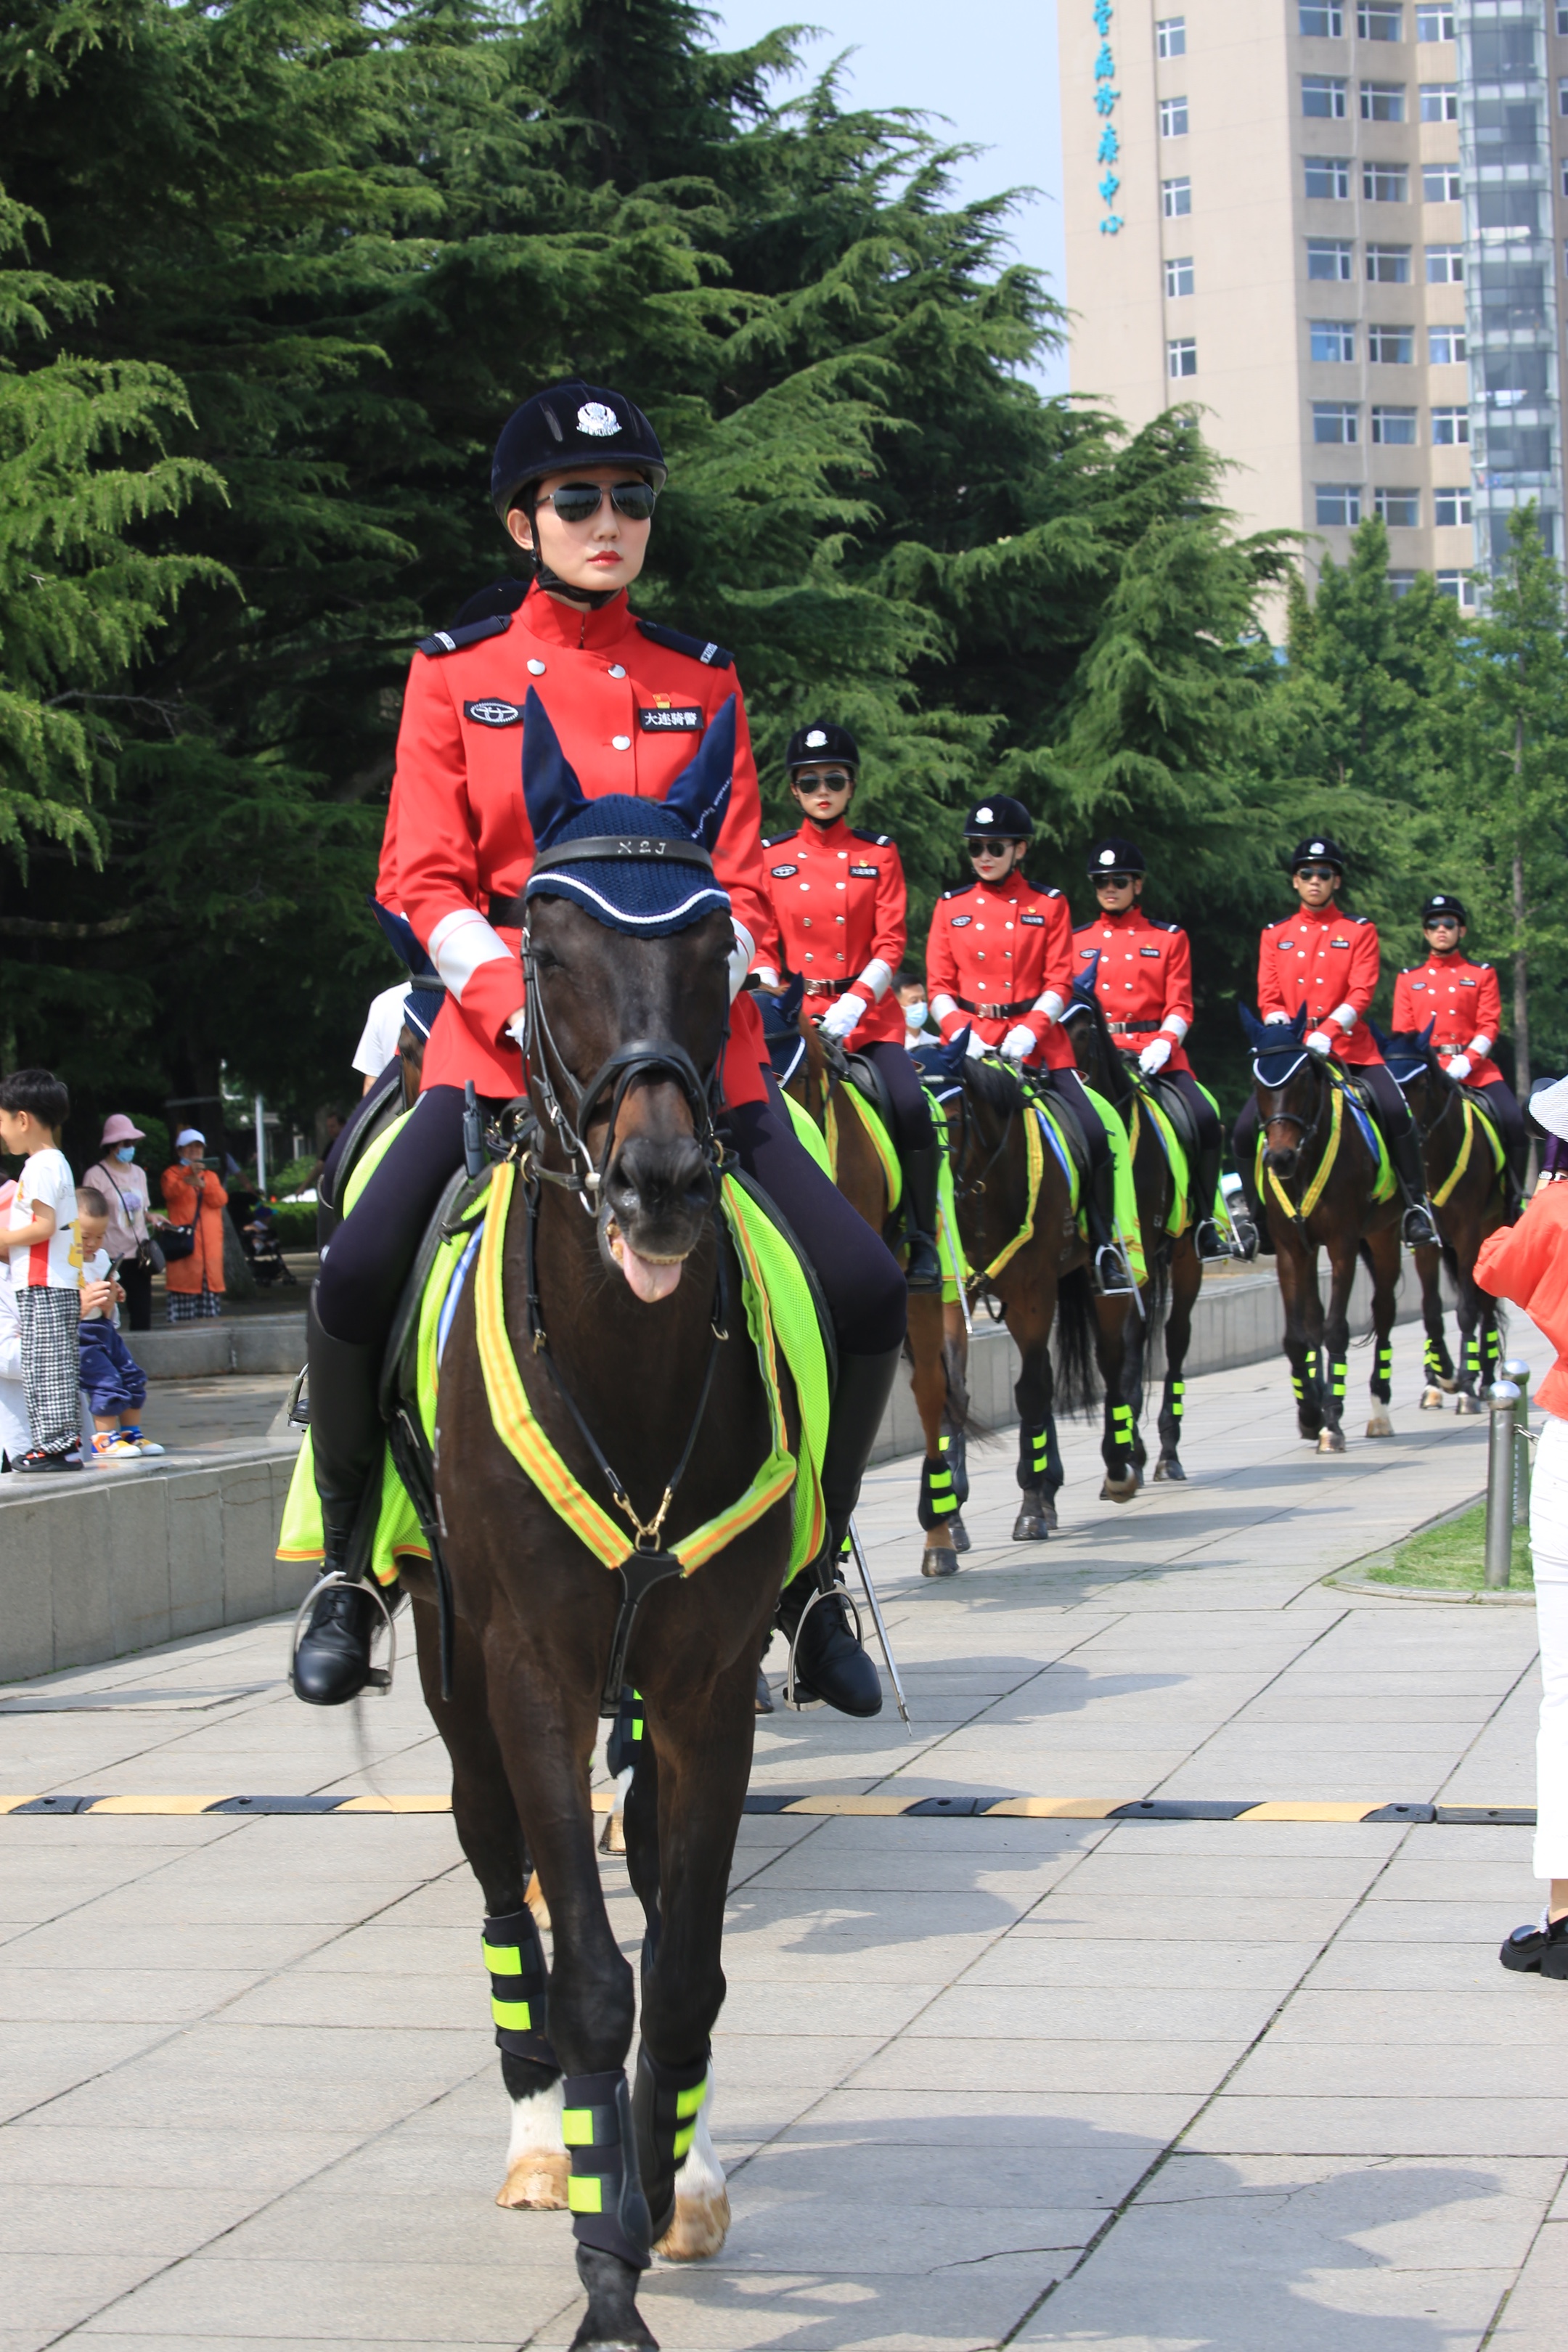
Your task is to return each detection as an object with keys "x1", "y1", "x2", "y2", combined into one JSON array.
[
  {"x1": 1485, "y1": 1381, "x2": 1522, "y2": 1588},
  {"x1": 1503, "y1": 1357, "x2": 1532, "y2": 1528}
]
